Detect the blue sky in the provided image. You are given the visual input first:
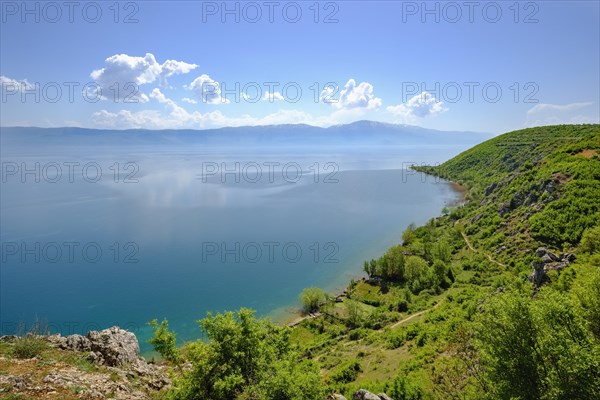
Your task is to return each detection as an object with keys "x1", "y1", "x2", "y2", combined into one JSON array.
[{"x1": 1, "y1": 0, "x2": 599, "y2": 133}]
